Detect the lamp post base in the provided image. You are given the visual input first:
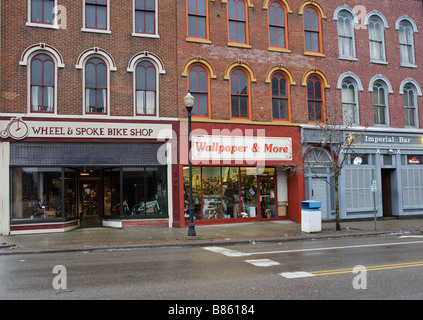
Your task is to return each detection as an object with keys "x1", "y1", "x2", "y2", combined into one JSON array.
[{"x1": 187, "y1": 223, "x2": 196, "y2": 237}]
